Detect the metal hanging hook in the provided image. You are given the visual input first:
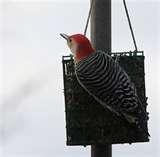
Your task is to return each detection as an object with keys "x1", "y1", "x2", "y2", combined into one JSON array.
[
  {"x1": 123, "y1": 0, "x2": 138, "y2": 52},
  {"x1": 84, "y1": 0, "x2": 95, "y2": 36}
]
